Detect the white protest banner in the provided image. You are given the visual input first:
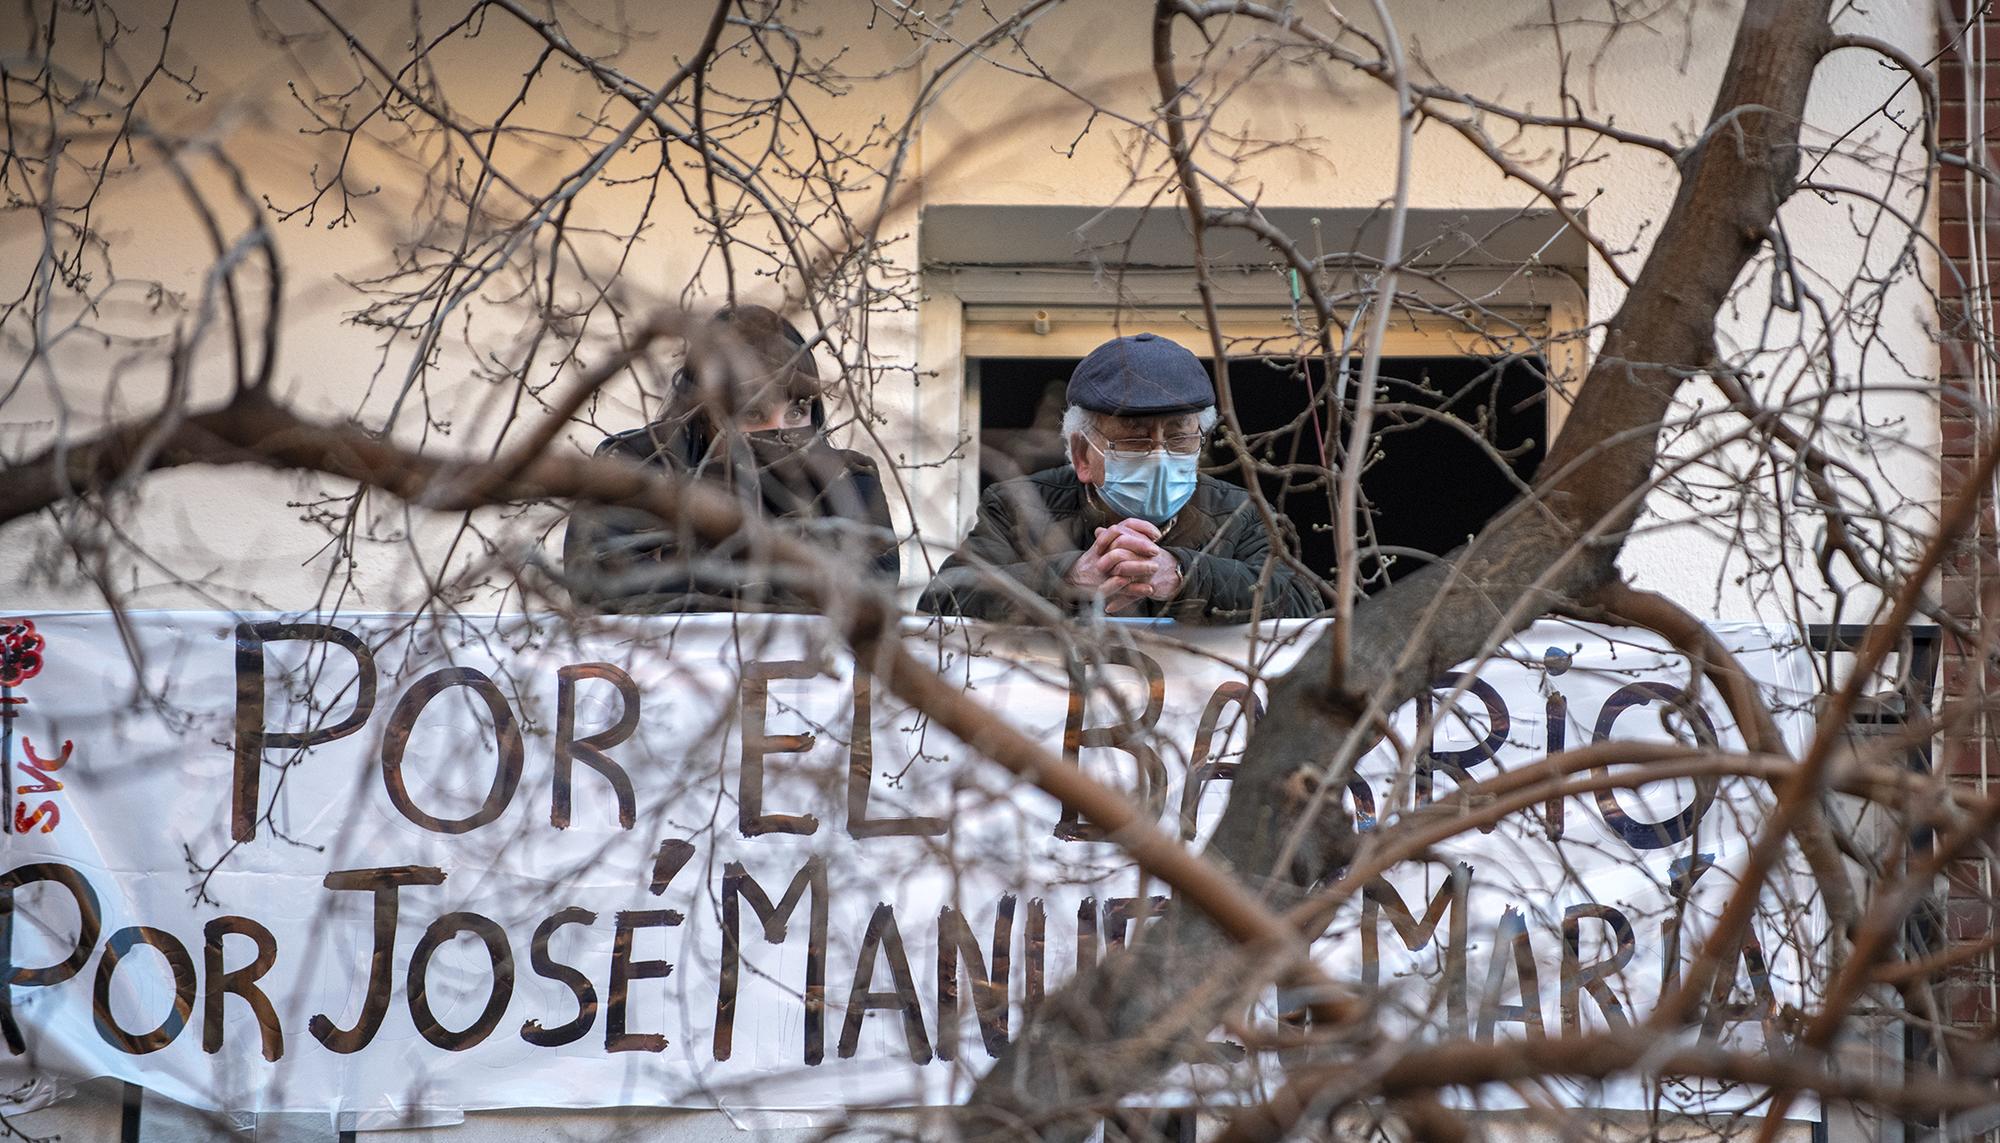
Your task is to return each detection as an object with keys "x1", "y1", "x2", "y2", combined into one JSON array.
[{"x1": 0, "y1": 612, "x2": 1820, "y2": 1118}]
